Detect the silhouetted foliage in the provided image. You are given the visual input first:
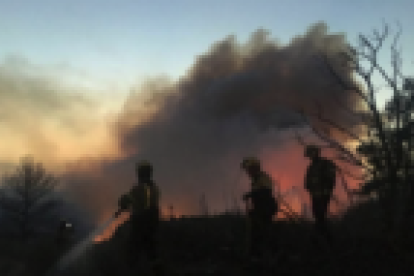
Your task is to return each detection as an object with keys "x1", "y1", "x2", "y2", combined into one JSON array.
[
  {"x1": 0, "y1": 156, "x2": 60, "y2": 241},
  {"x1": 41, "y1": 214, "x2": 414, "y2": 276},
  {"x1": 6, "y1": 24, "x2": 414, "y2": 276},
  {"x1": 295, "y1": 22, "x2": 414, "y2": 239}
]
